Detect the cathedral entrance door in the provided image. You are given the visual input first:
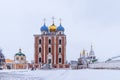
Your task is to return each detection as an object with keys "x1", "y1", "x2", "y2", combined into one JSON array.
[{"x1": 48, "y1": 59, "x2": 51, "y2": 64}]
